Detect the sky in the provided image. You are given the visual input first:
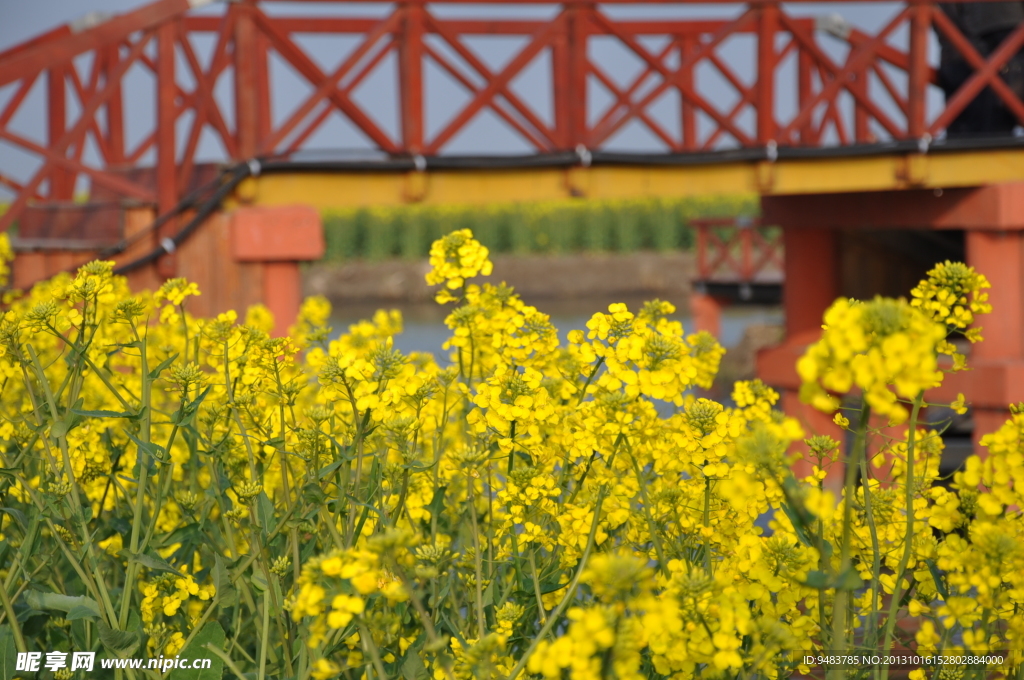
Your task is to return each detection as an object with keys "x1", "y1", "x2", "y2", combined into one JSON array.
[{"x1": 0, "y1": 0, "x2": 938, "y2": 198}]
